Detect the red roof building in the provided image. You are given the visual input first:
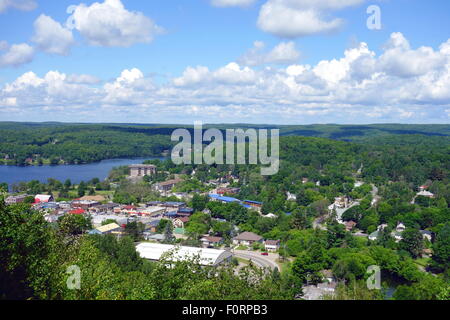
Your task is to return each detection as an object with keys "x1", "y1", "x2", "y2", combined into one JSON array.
[{"x1": 69, "y1": 208, "x2": 85, "y2": 215}]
